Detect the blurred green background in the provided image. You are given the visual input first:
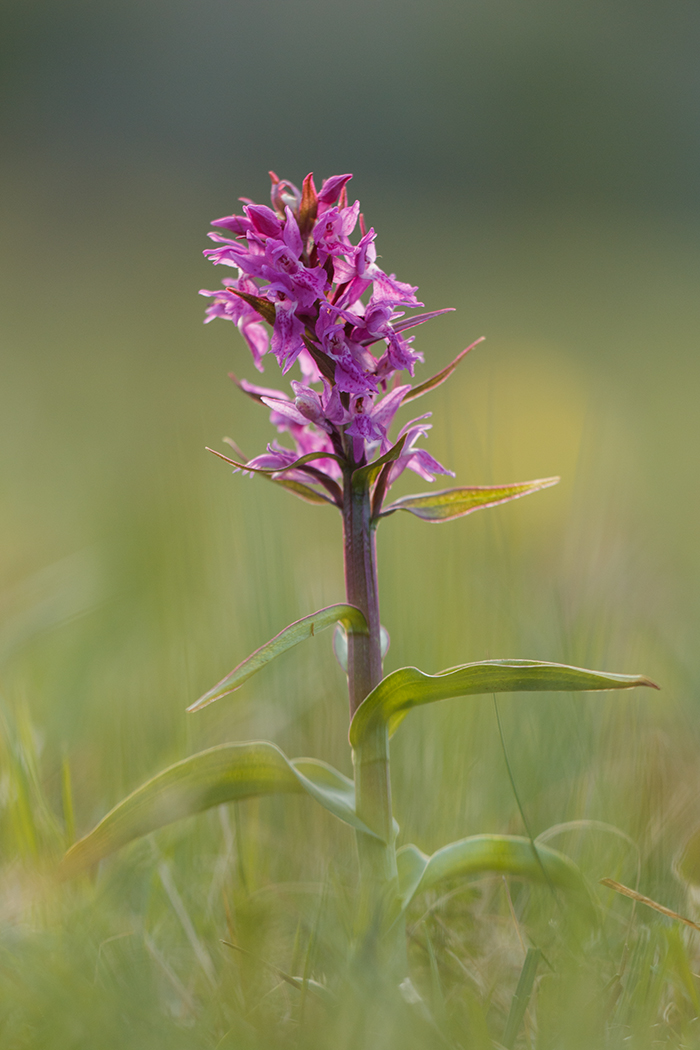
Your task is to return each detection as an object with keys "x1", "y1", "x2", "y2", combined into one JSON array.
[{"x1": 2, "y1": 1, "x2": 700, "y2": 1046}]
